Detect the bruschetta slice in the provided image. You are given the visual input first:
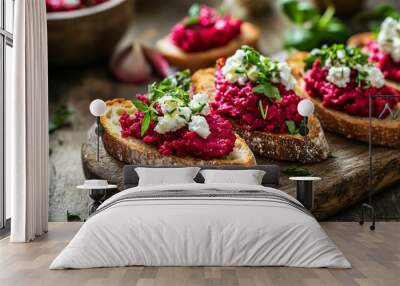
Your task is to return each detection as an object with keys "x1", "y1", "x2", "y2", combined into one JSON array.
[{"x1": 192, "y1": 47, "x2": 330, "y2": 163}]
